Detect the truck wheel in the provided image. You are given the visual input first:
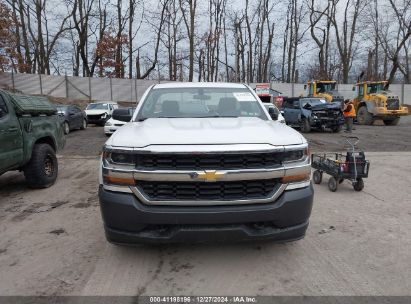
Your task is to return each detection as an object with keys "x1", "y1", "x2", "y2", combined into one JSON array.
[
  {"x1": 63, "y1": 121, "x2": 70, "y2": 135},
  {"x1": 331, "y1": 125, "x2": 342, "y2": 133},
  {"x1": 353, "y1": 178, "x2": 364, "y2": 191},
  {"x1": 328, "y1": 176, "x2": 338, "y2": 192},
  {"x1": 383, "y1": 117, "x2": 400, "y2": 126},
  {"x1": 300, "y1": 118, "x2": 311, "y2": 133},
  {"x1": 80, "y1": 118, "x2": 87, "y2": 130},
  {"x1": 313, "y1": 170, "x2": 322, "y2": 184},
  {"x1": 24, "y1": 144, "x2": 58, "y2": 189},
  {"x1": 357, "y1": 106, "x2": 374, "y2": 125}
]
